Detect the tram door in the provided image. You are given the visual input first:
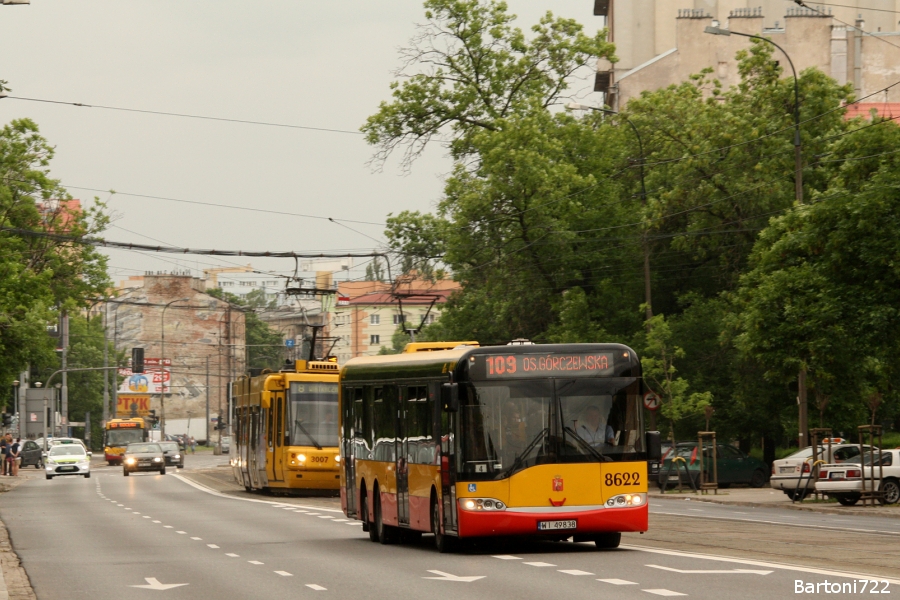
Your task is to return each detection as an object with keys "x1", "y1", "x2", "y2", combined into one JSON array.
[
  {"x1": 273, "y1": 393, "x2": 285, "y2": 482},
  {"x1": 397, "y1": 386, "x2": 410, "y2": 526}
]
